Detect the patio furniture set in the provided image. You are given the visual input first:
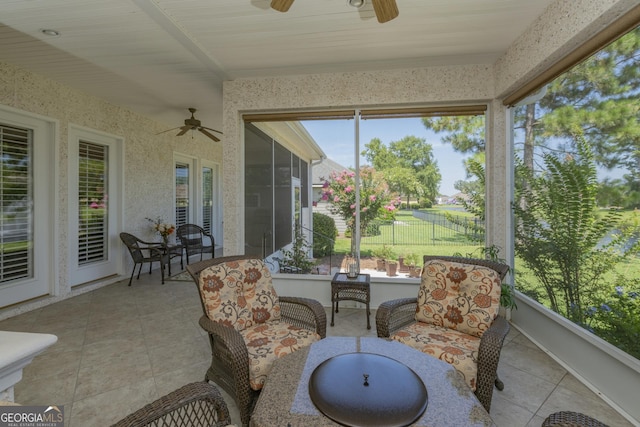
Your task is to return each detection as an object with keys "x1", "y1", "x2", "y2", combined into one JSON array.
[
  {"x1": 181, "y1": 254, "x2": 510, "y2": 426},
  {"x1": 111, "y1": 252, "x2": 610, "y2": 426},
  {"x1": 119, "y1": 223, "x2": 215, "y2": 285}
]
